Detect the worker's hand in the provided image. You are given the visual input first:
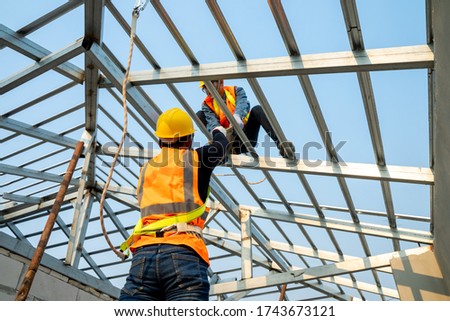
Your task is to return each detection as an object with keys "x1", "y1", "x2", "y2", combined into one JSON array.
[
  {"x1": 233, "y1": 114, "x2": 244, "y2": 129},
  {"x1": 212, "y1": 126, "x2": 227, "y2": 137}
]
